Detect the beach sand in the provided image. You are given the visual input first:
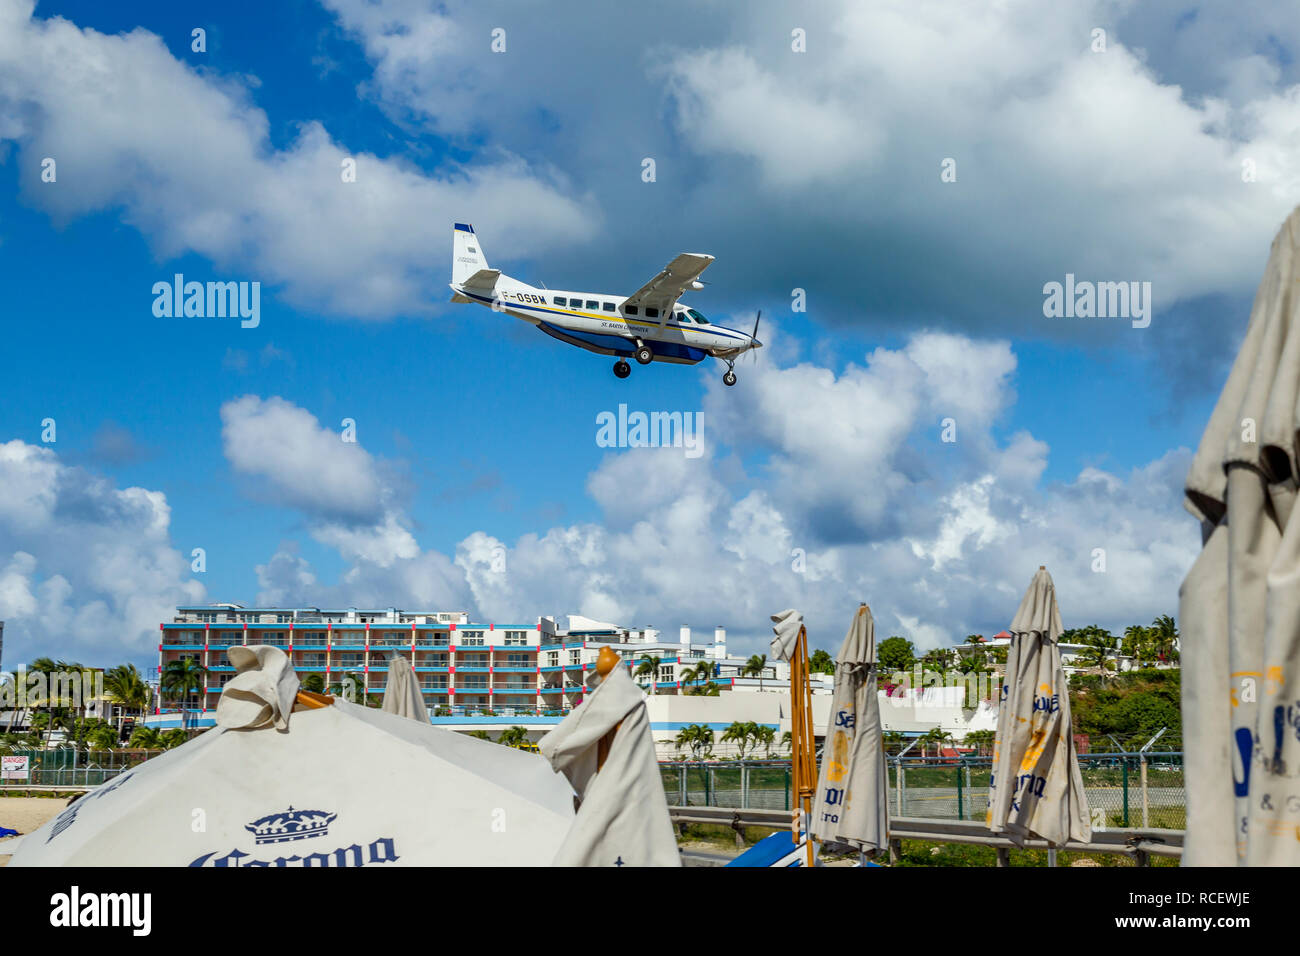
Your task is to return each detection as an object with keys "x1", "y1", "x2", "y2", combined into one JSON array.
[{"x1": 0, "y1": 797, "x2": 70, "y2": 866}]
